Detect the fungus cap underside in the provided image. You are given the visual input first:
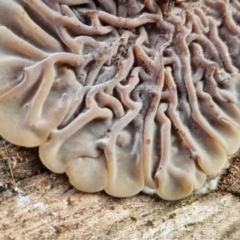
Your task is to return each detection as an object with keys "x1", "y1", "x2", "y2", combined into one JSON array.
[{"x1": 1, "y1": 0, "x2": 240, "y2": 200}]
